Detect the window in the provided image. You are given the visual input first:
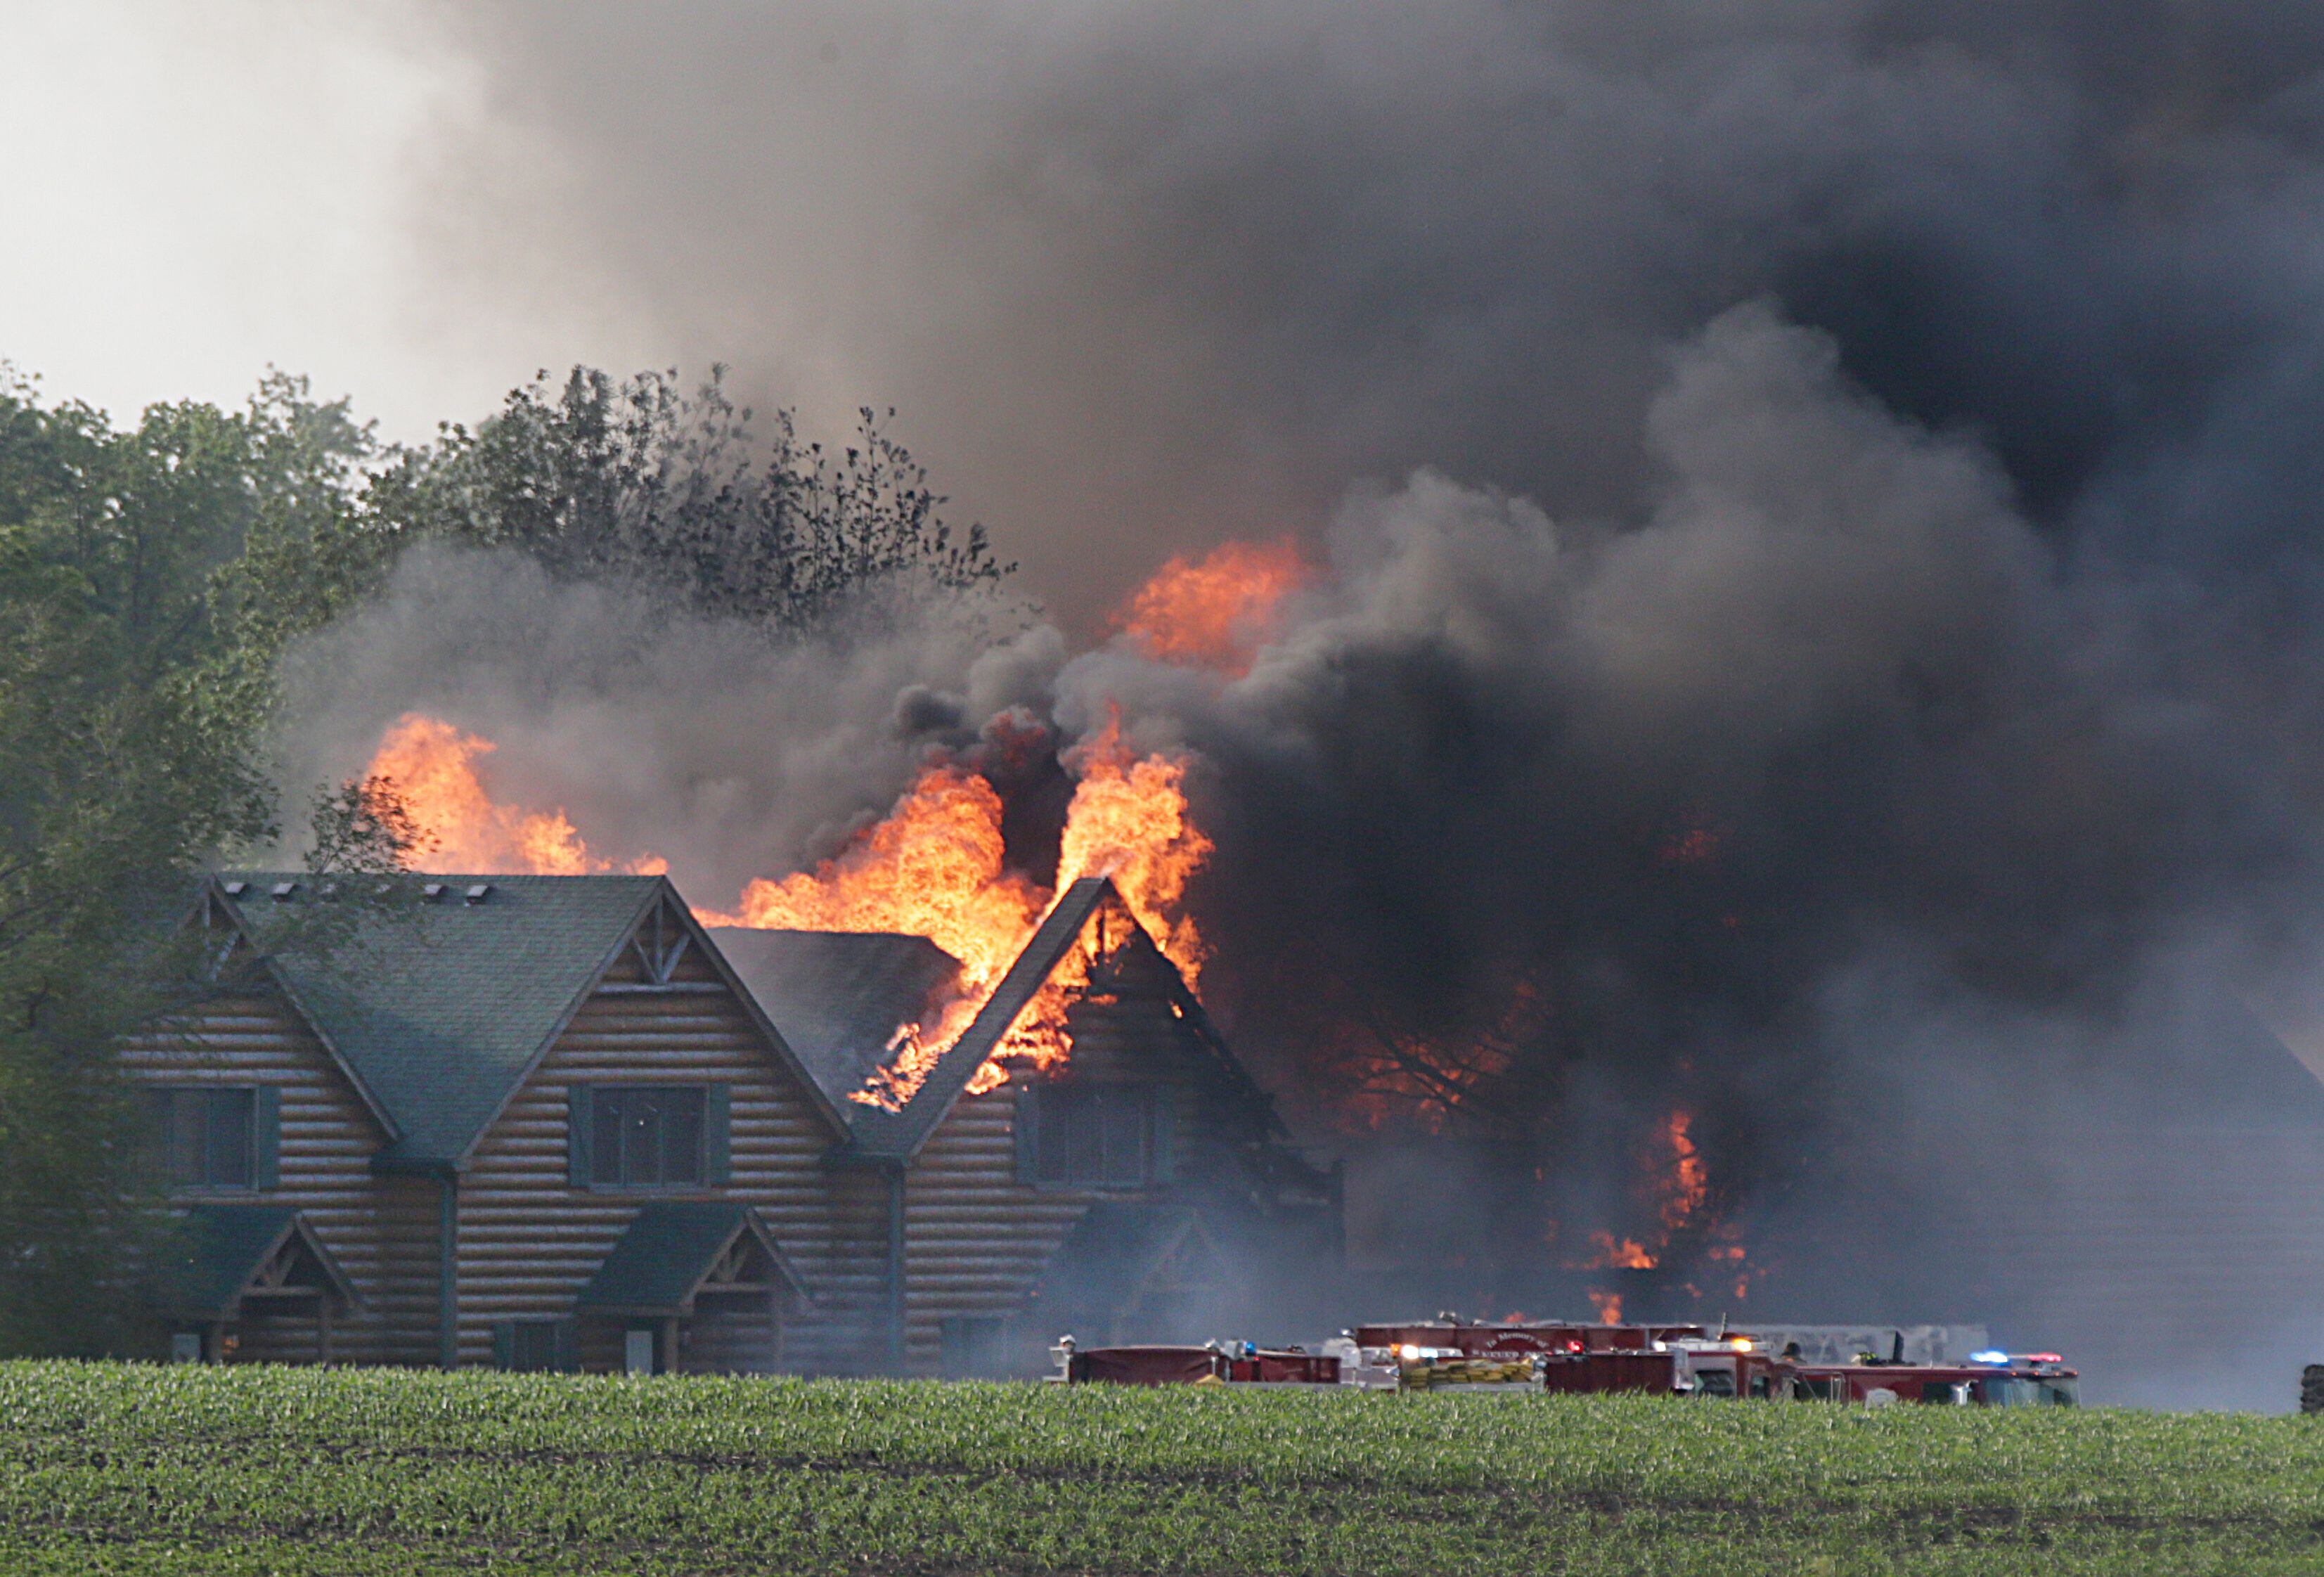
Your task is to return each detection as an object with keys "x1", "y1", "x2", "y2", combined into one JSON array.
[
  {"x1": 1021, "y1": 1084, "x2": 1159, "y2": 1189},
  {"x1": 143, "y1": 1088, "x2": 265, "y2": 1191},
  {"x1": 590, "y1": 1086, "x2": 706, "y2": 1188}
]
